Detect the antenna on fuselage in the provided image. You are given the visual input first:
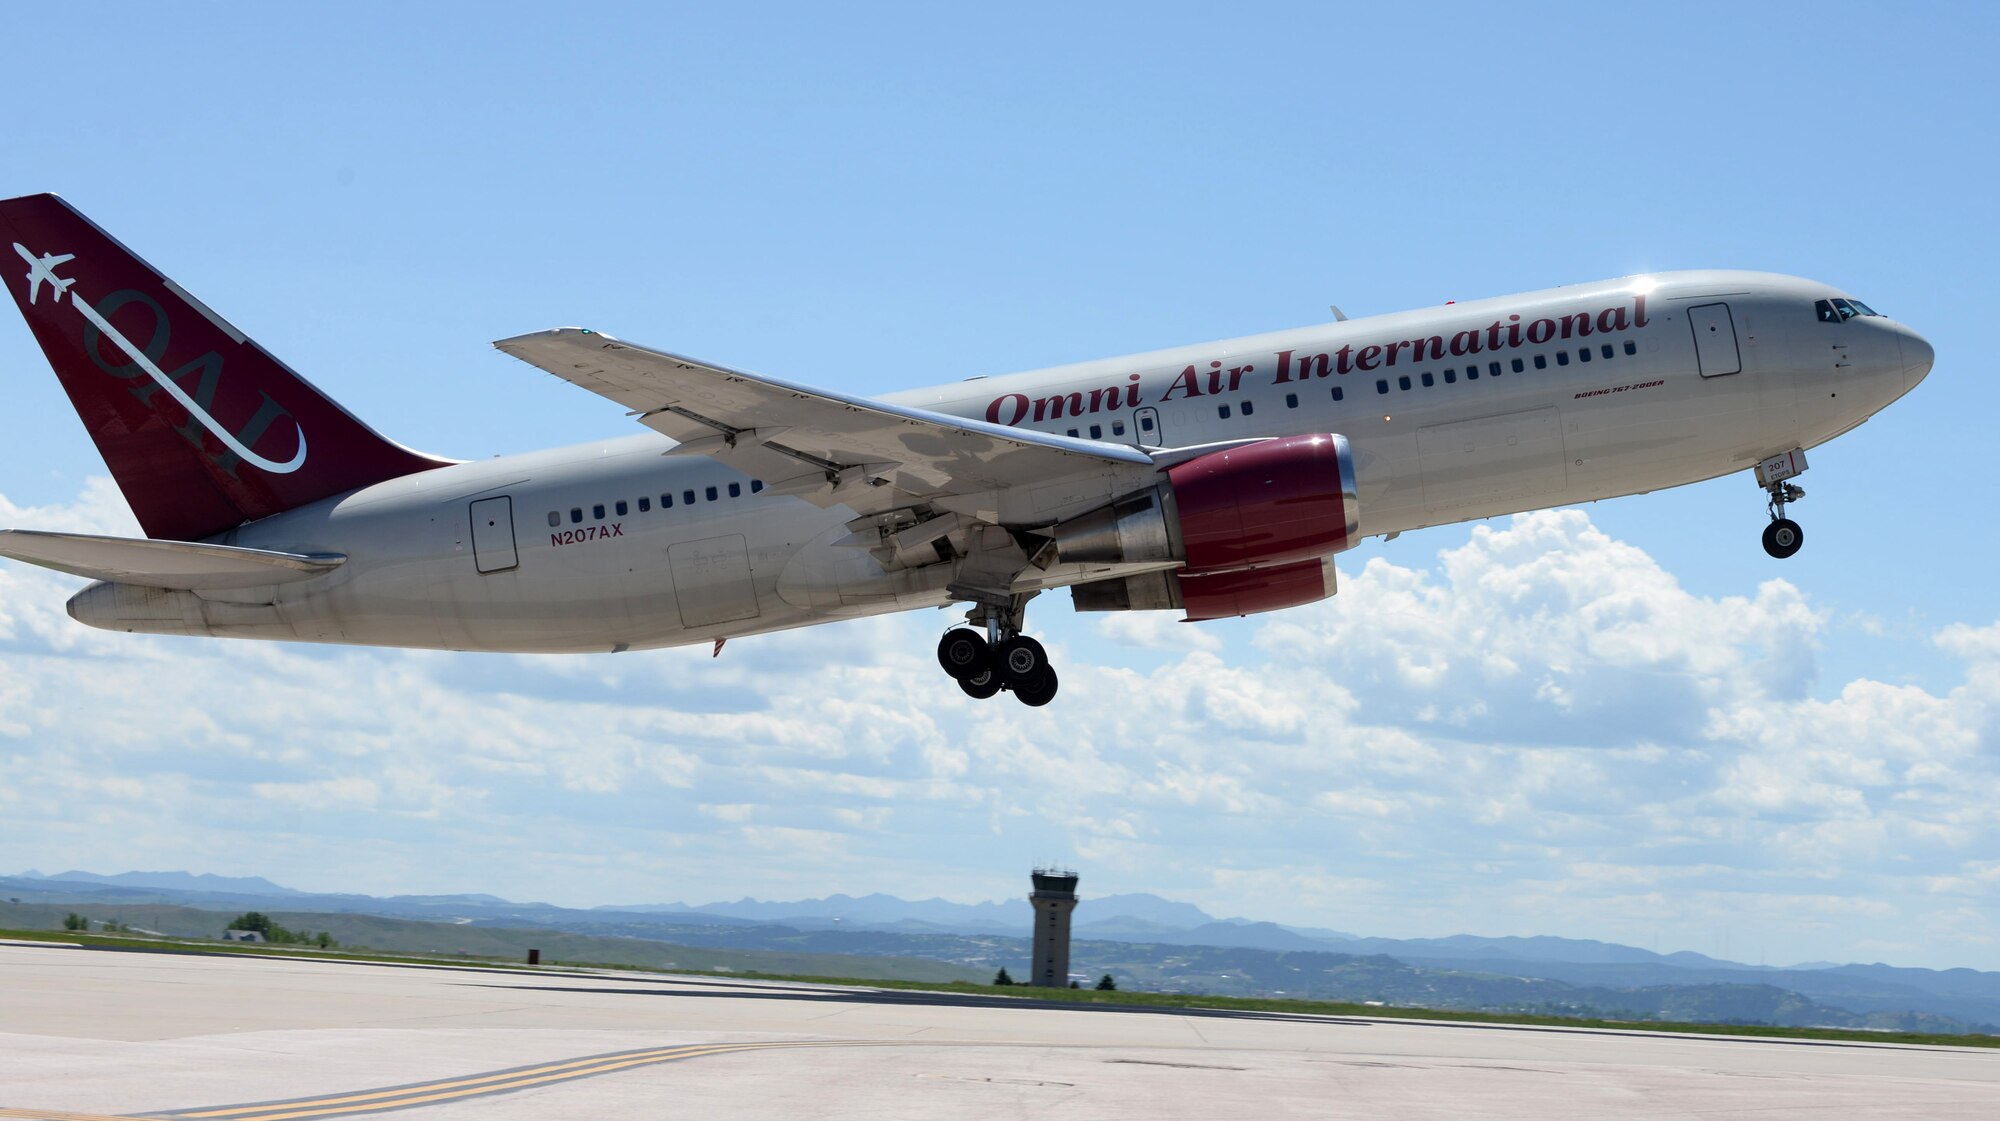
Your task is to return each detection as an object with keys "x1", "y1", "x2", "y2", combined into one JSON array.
[{"x1": 1328, "y1": 304, "x2": 1349, "y2": 322}]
